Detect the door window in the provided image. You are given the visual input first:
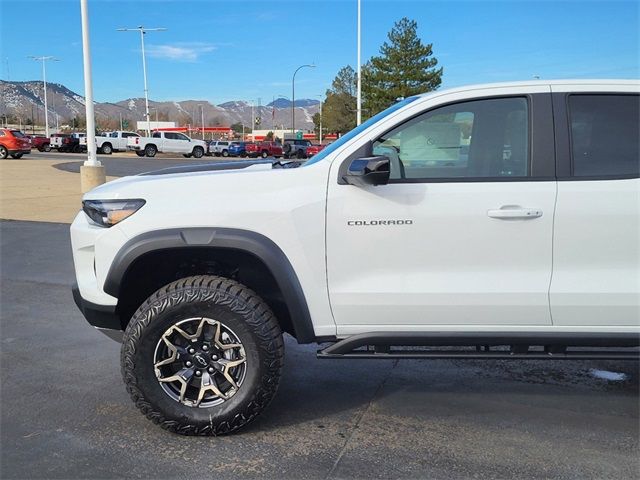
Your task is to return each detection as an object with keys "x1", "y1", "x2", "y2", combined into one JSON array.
[
  {"x1": 568, "y1": 94, "x2": 639, "y2": 177},
  {"x1": 374, "y1": 97, "x2": 529, "y2": 181}
]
